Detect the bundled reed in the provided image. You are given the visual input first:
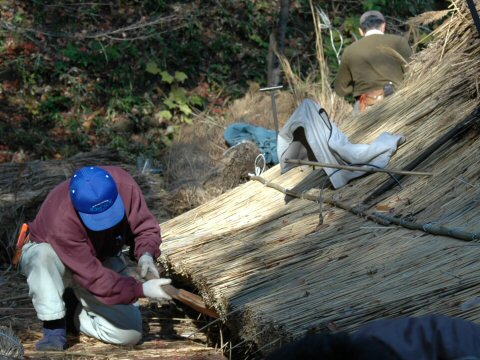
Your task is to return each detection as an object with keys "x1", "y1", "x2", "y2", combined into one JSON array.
[
  {"x1": 161, "y1": 1, "x2": 354, "y2": 214},
  {"x1": 160, "y1": 0, "x2": 480, "y2": 356},
  {"x1": 163, "y1": 140, "x2": 262, "y2": 216},
  {"x1": 0, "y1": 148, "x2": 166, "y2": 264},
  {"x1": 161, "y1": 87, "x2": 298, "y2": 217},
  {"x1": 278, "y1": 0, "x2": 352, "y2": 124}
]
